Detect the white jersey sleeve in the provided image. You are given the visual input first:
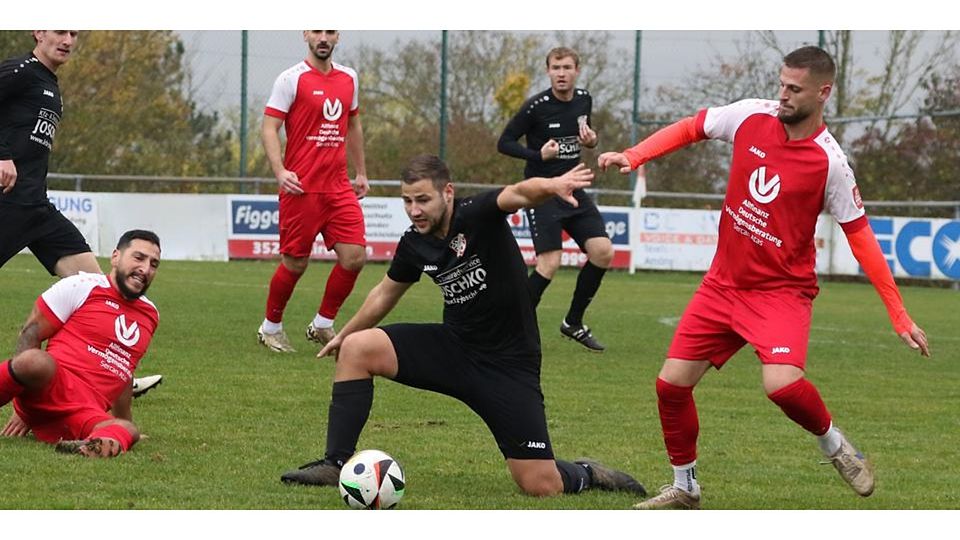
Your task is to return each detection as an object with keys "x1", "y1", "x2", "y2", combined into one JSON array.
[
  {"x1": 702, "y1": 99, "x2": 779, "y2": 143},
  {"x1": 265, "y1": 63, "x2": 307, "y2": 115},
  {"x1": 334, "y1": 62, "x2": 360, "y2": 112},
  {"x1": 39, "y1": 272, "x2": 107, "y2": 323},
  {"x1": 816, "y1": 130, "x2": 866, "y2": 224}
]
